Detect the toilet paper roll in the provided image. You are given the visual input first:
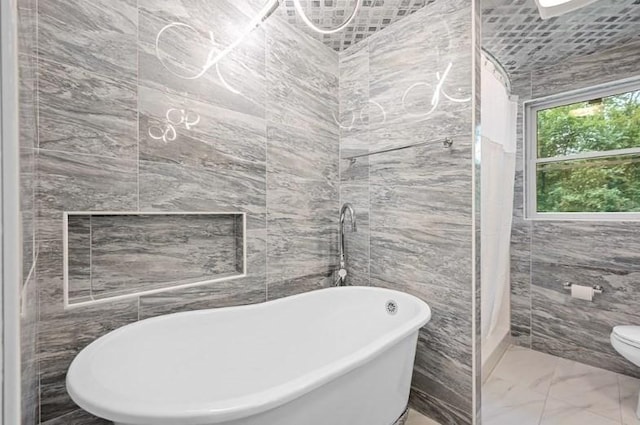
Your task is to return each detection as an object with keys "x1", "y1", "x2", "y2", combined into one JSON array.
[{"x1": 571, "y1": 284, "x2": 594, "y2": 301}]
